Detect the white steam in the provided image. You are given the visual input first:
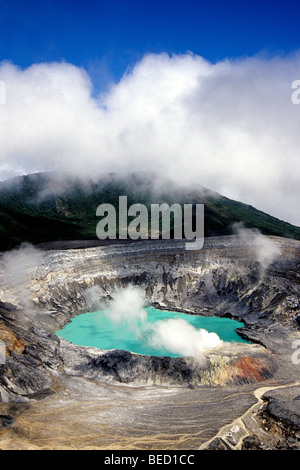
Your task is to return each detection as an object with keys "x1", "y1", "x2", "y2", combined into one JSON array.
[
  {"x1": 82, "y1": 285, "x2": 106, "y2": 312},
  {"x1": 103, "y1": 285, "x2": 147, "y2": 337},
  {"x1": 233, "y1": 223, "x2": 281, "y2": 274},
  {"x1": 0, "y1": 243, "x2": 44, "y2": 310},
  {"x1": 149, "y1": 318, "x2": 222, "y2": 365},
  {"x1": 100, "y1": 285, "x2": 222, "y2": 363}
]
